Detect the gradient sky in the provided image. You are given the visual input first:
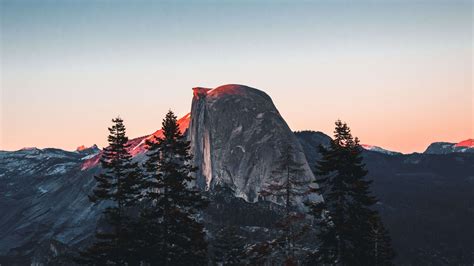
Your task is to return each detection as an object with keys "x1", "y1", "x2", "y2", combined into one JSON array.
[{"x1": 1, "y1": 0, "x2": 472, "y2": 153}]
